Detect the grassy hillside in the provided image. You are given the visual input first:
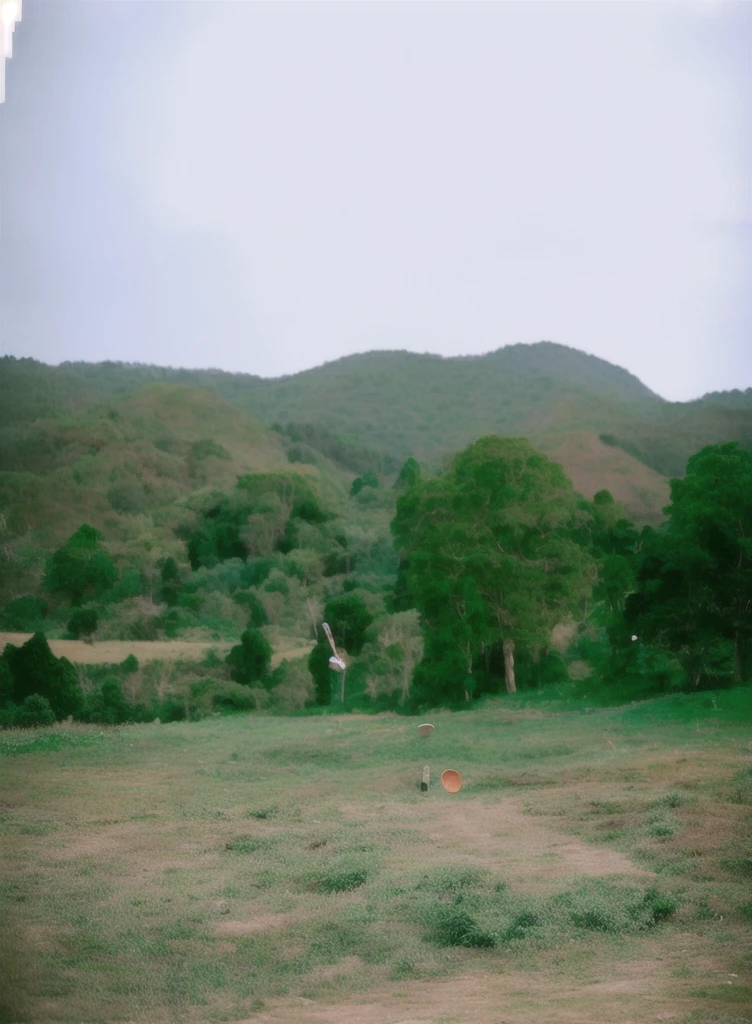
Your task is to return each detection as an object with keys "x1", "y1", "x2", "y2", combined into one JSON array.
[
  {"x1": 2, "y1": 343, "x2": 751, "y2": 563},
  {"x1": 534, "y1": 431, "x2": 670, "y2": 522},
  {"x1": 60, "y1": 344, "x2": 661, "y2": 463},
  {"x1": 55, "y1": 344, "x2": 752, "y2": 487},
  {"x1": 0, "y1": 383, "x2": 323, "y2": 546}
]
